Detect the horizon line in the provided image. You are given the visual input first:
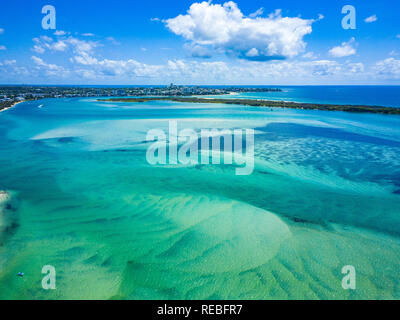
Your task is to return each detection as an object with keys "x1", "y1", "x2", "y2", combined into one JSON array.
[{"x1": 1, "y1": 84, "x2": 400, "y2": 87}]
